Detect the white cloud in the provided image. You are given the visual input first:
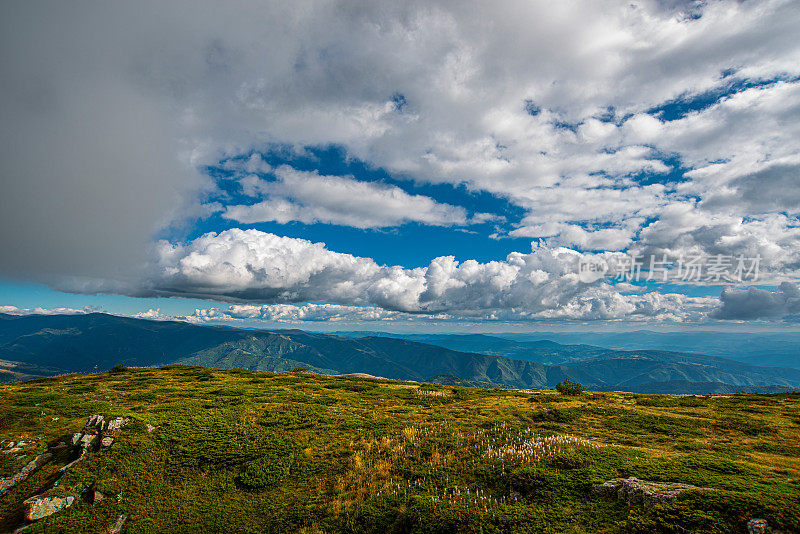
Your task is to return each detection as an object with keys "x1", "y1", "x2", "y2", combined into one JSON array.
[
  {"x1": 144, "y1": 228, "x2": 712, "y2": 322},
  {"x1": 222, "y1": 165, "x2": 471, "y2": 228},
  {"x1": 509, "y1": 223, "x2": 635, "y2": 251},
  {"x1": 186, "y1": 303, "x2": 407, "y2": 324},
  {"x1": 0, "y1": 305, "x2": 90, "y2": 316},
  {"x1": 132, "y1": 308, "x2": 169, "y2": 320}
]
